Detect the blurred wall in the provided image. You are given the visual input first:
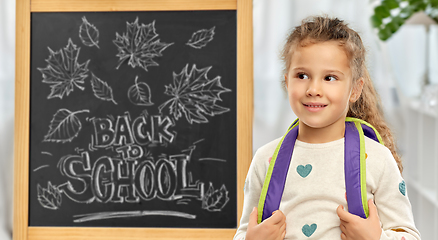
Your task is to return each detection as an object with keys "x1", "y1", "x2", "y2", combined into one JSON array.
[{"x1": 0, "y1": 0, "x2": 15, "y2": 239}]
